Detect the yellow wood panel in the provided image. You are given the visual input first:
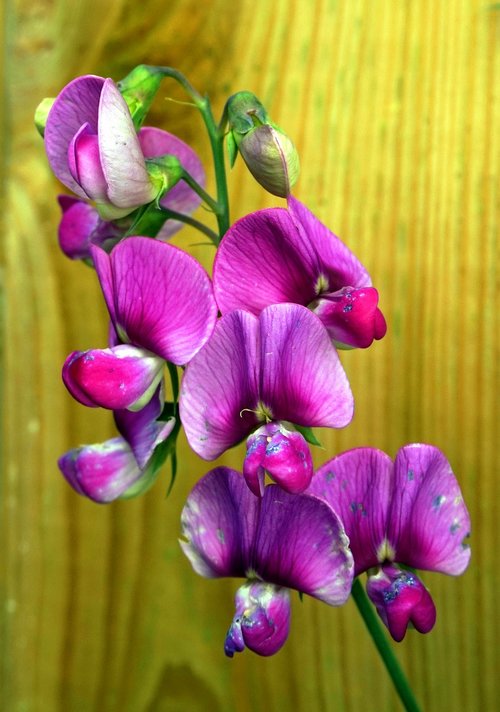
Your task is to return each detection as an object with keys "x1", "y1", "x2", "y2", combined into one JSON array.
[{"x1": 1, "y1": 1, "x2": 498, "y2": 710}]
